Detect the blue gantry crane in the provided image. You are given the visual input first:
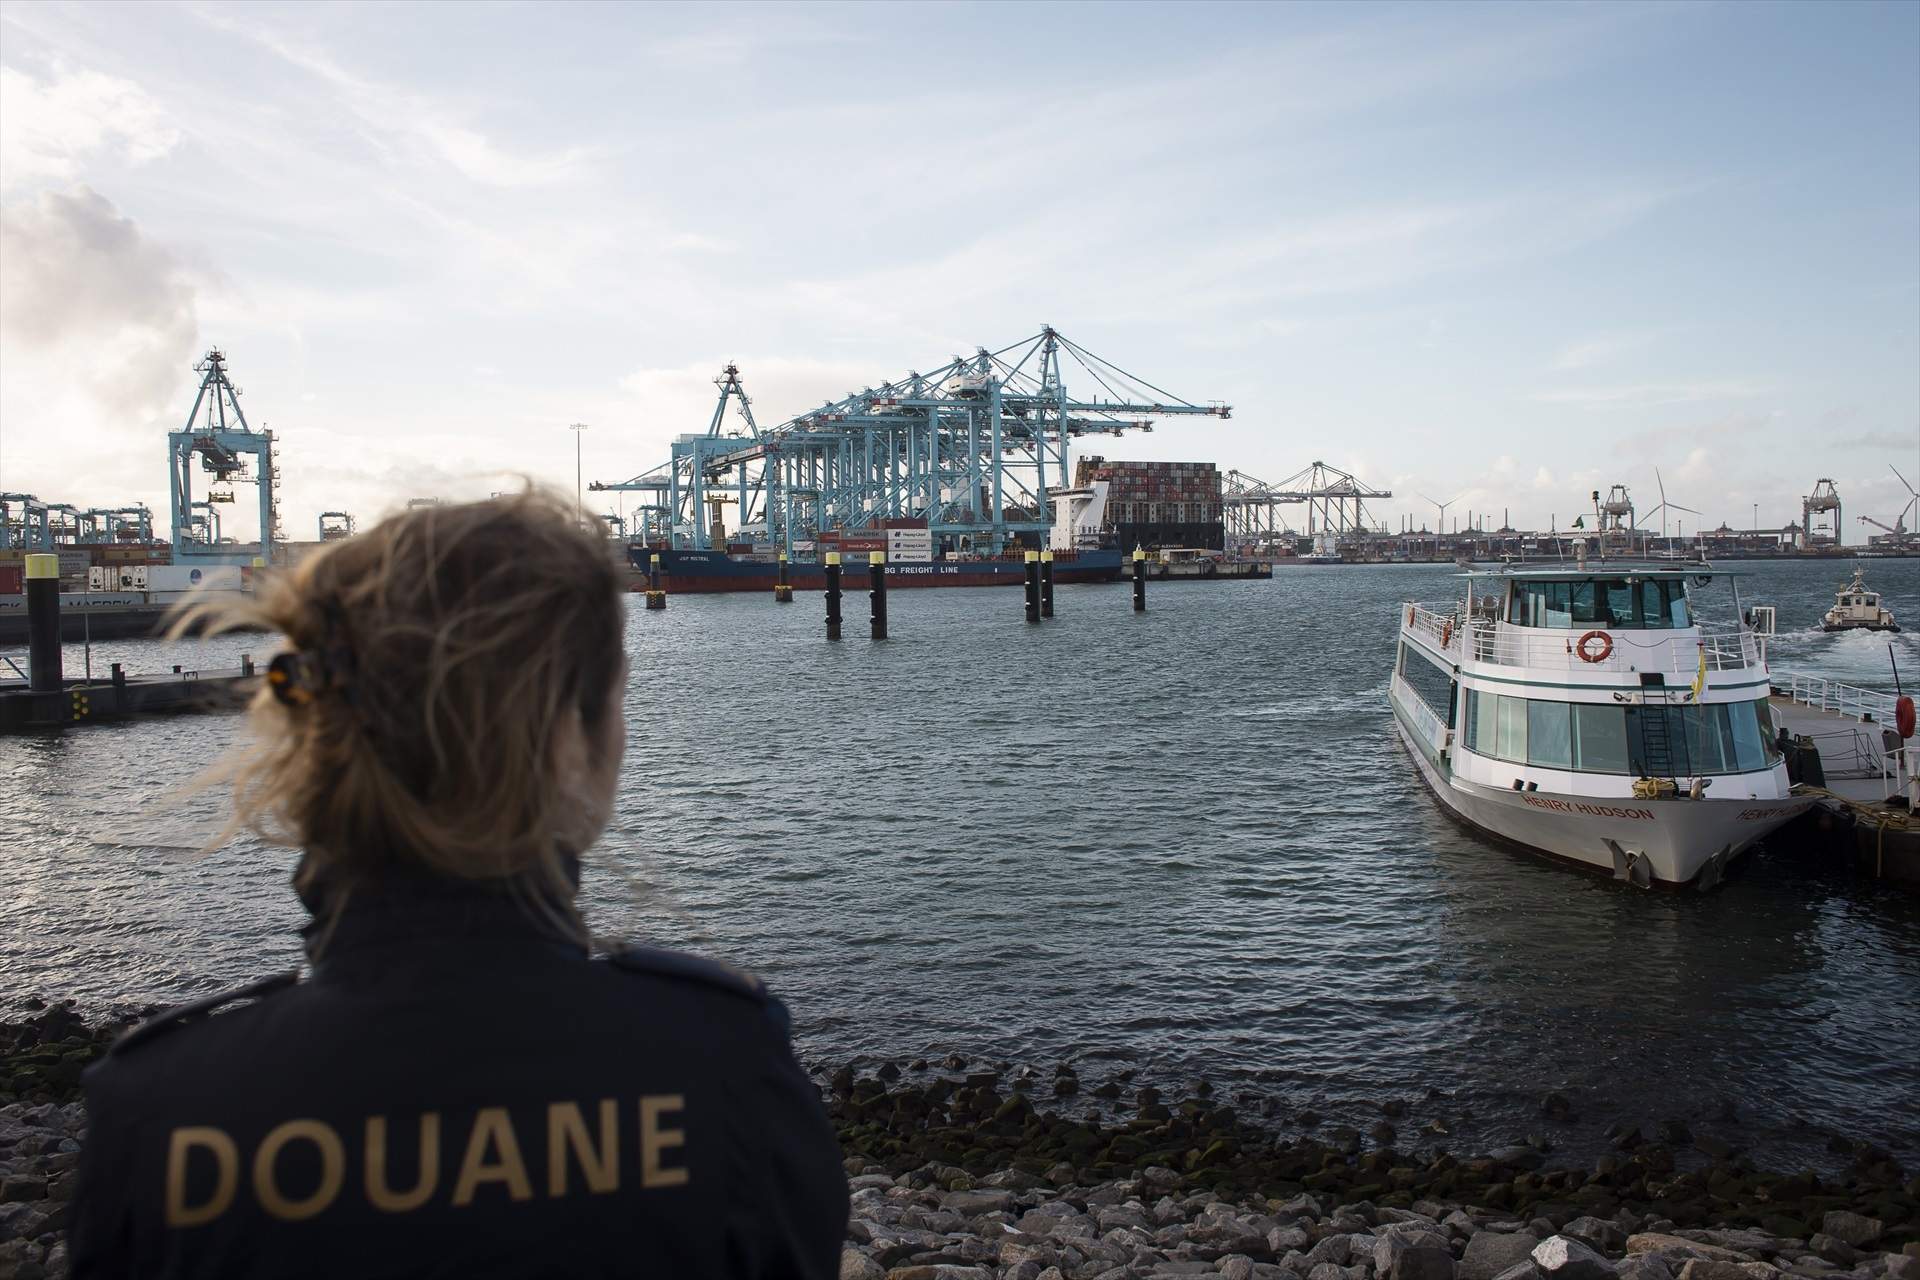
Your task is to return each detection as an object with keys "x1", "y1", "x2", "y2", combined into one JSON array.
[
  {"x1": 169, "y1": 348, "x2": 281, "y2": 565},
  {"x1": 592, "y1": 326, "x2": 1230, "y2": 555},
  {"x1": 1, "y1": 496, "x2": 155, "y2": 550}
]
